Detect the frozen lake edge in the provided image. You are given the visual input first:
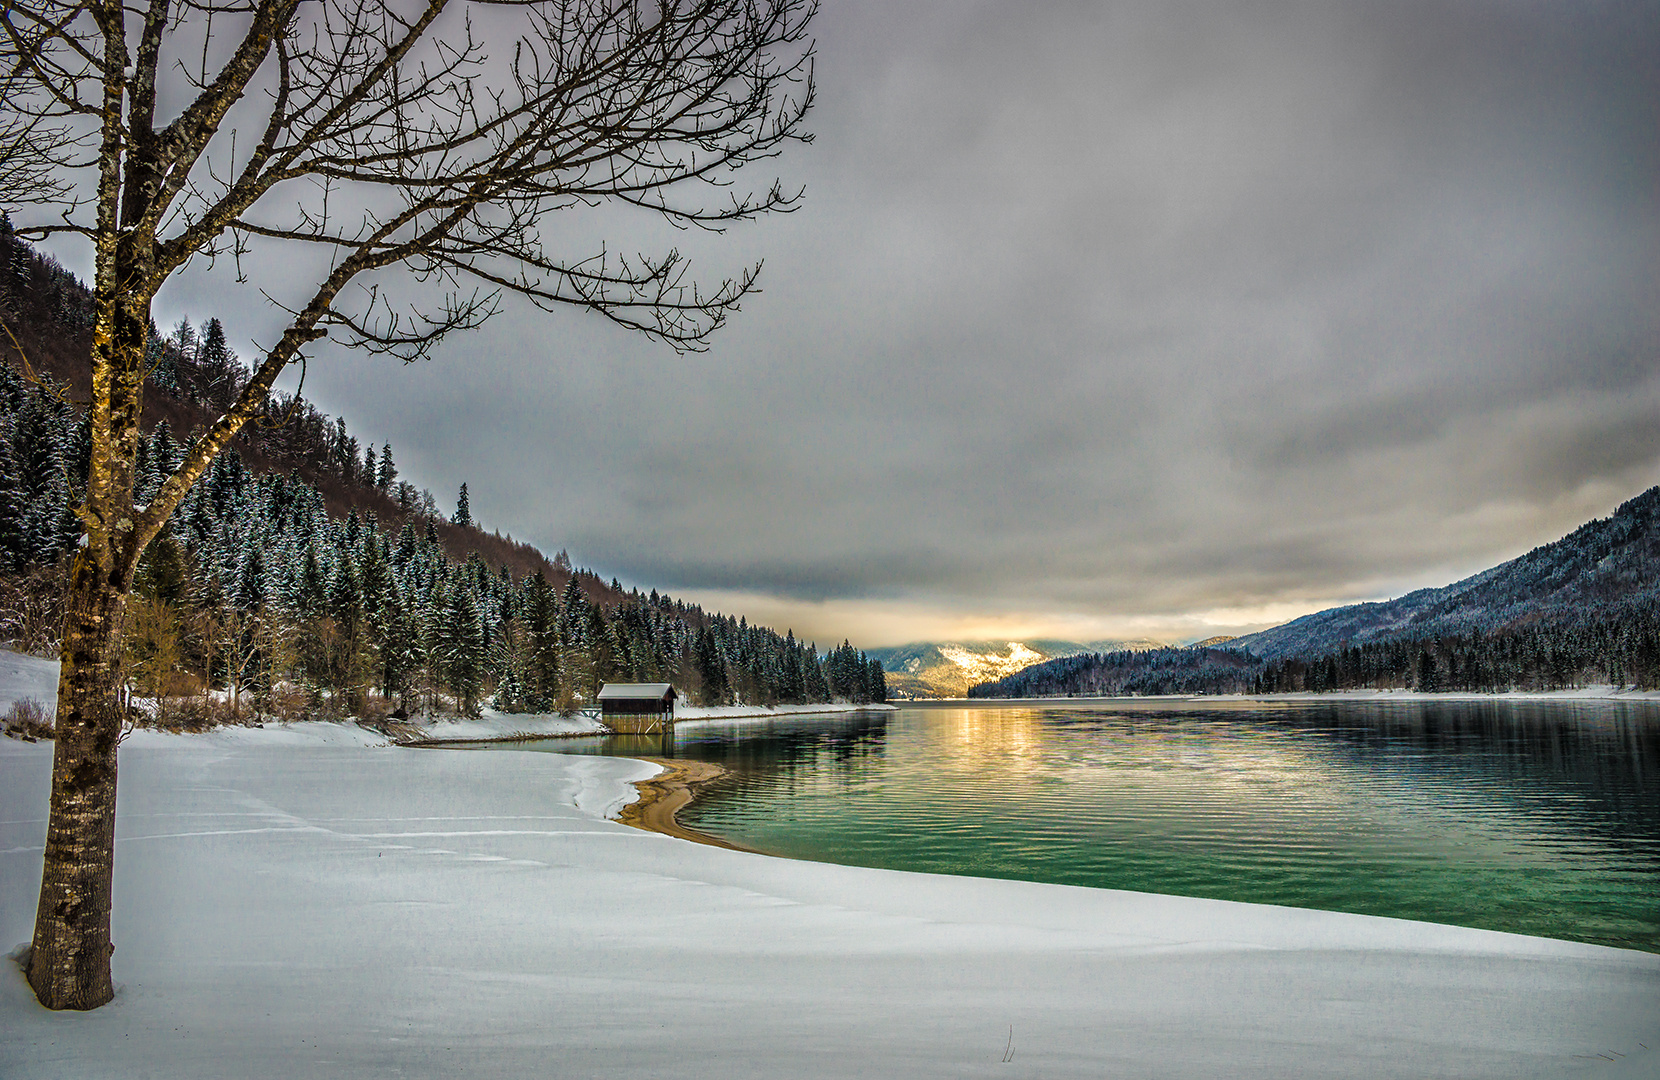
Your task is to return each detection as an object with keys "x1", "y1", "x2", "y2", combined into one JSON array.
[{"x1": 2, "y1": 716, "x2": 1658, "y2": 1079}]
